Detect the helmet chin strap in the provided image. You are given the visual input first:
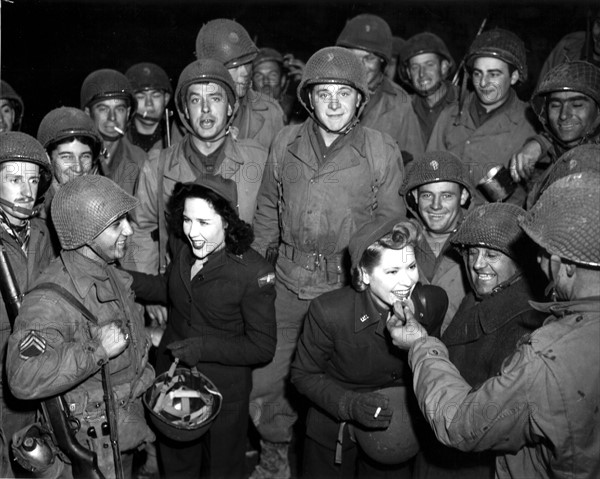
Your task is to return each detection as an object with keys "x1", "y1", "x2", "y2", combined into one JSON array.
[
  {"x1": 85, "y1": 239, "x2": 114, "y2": 264},
  {"x1": 0, "y1": 197, "x2": 34, "y2": 216}
]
